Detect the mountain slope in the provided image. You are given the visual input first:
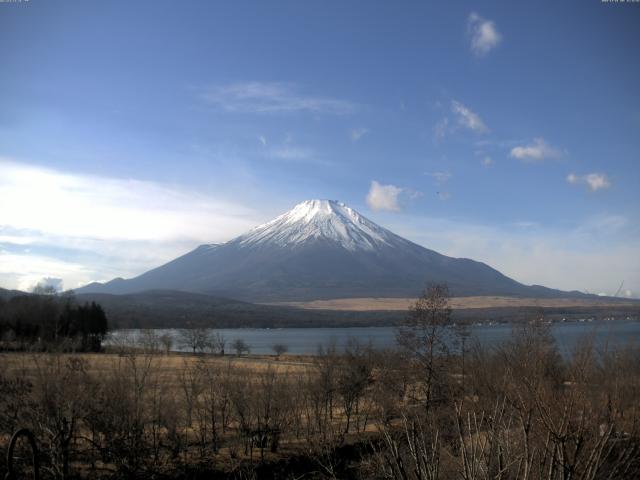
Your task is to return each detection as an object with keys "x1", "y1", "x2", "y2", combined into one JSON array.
[
  {"x1": 77, "y1": 199, "x2": 588, "y2": 301},
  {"x1": 0, "y1": 287, "x2": 28, "y2": 300},
  {"x1": 74, "y1": 289, "x2": 407, "y2": 328}
]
